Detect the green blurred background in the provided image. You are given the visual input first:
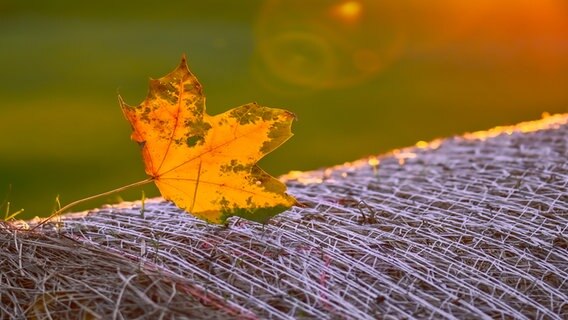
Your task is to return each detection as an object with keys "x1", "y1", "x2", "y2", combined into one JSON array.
[{"x1": 1, "y1": 0, "x2": 567, "y2": 219}]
